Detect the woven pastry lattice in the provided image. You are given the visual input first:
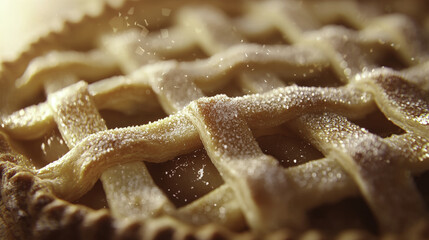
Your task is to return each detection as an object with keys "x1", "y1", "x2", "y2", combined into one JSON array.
[{"x1": 1, "y1": 0, "x2": 429, "y2": 239}]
